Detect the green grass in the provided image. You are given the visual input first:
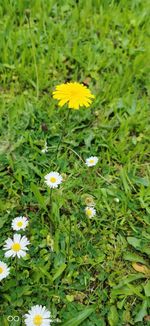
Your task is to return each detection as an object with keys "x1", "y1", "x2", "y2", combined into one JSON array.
[{"x1": 0, "y1": 0, "x2": 150, "y2": 325}]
